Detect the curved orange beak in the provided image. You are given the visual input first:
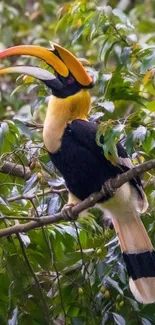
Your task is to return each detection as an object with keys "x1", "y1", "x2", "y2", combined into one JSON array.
[{"x1": 0, "y1": 43, "x2": 93, "y2": 87}]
